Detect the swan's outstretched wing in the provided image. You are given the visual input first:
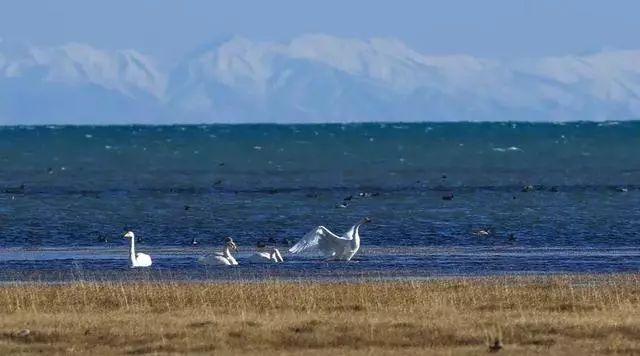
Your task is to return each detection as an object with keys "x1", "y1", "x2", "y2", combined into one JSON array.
[
  {"x1": 273, "y1": 248, "x2": 284, "y2": 262},
  {"x1": 289, "y1": 226, "x2": 351, "y2": 255}
]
